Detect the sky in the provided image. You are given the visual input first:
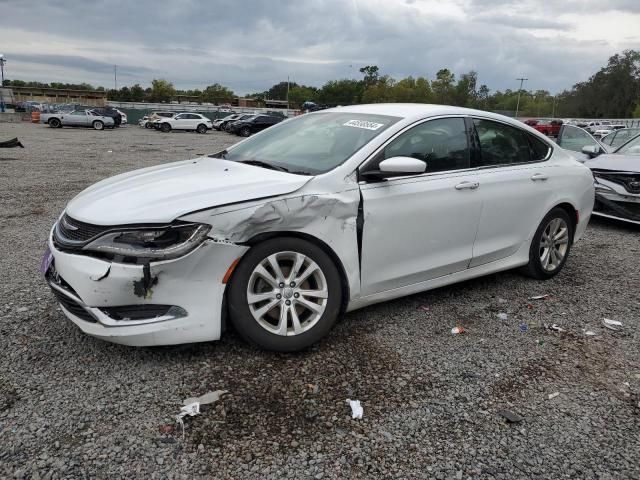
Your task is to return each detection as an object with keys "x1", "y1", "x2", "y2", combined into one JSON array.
[{"x1": 0, "y1": 0, "x2": 638, "y2": 95}]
